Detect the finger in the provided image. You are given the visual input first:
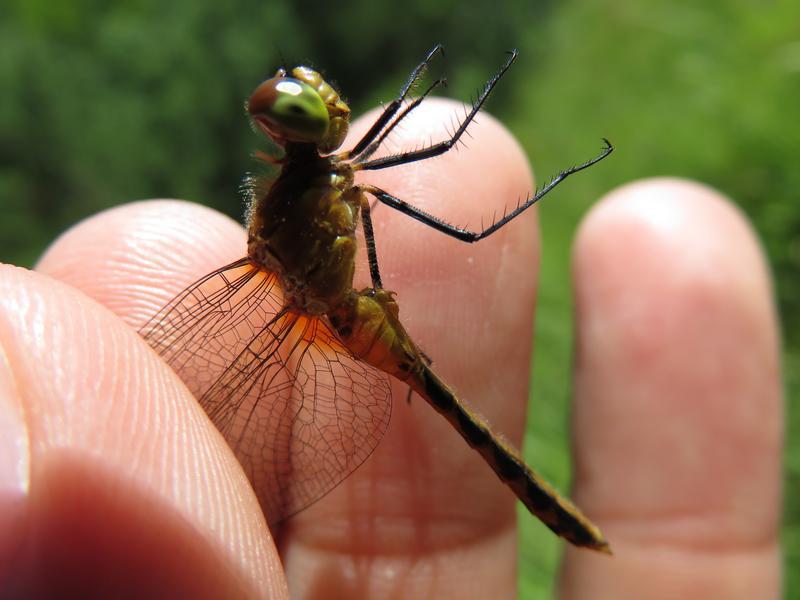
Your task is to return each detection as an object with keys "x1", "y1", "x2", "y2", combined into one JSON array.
[
  {"x1": 282, "y1": 99, "x2": 538, "y2": 597},
  {"x1": 562, "y1": 179, "x2": 782, "y2": 597},
  {"x1": 36, "y1": 200, "x2": 247, "y2": 330},
  {"x1": 0, "y1": 266, "x2": 287, "y2": 597}
]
